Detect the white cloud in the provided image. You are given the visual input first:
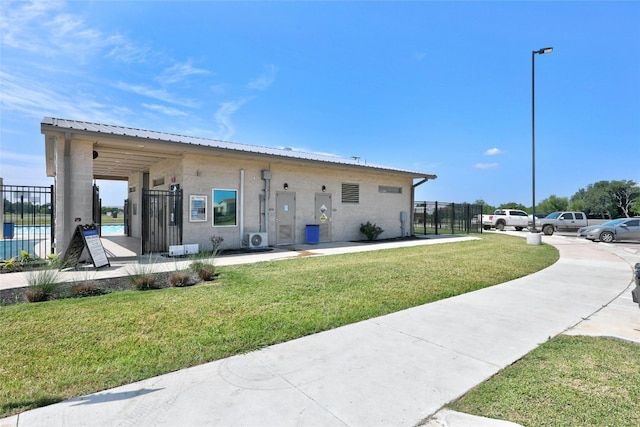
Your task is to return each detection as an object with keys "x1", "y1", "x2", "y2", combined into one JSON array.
[
  {"x1": 484, "y1": 147, "x2": 503, "y2": 156},
  {"x1": 247, "y1": 64, "x2": 278, "y2": 90},
  {"x1": 113, "y1": 82, "x2": 200, "y2": 108},
  {"x1": 0, "y1": 70, "x2": 123, "y2": 123},
  {"x1": 157, "y1": 61, "x2": 210, "y2": 86},
  {"x1": 1, "y1": 0, "x2": 152, "y2": 64},
  {"x1": 475, "y1": 163, "x2": 499, "y2": 170},
  {"x1": 214, "y1": 99, "x2": 249, "y2": 140},
  {"x1": 142, "y1": 104, "x2": 188, "y2": 117}
]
